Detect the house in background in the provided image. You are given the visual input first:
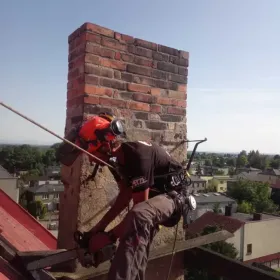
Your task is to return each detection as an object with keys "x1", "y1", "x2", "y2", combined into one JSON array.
[
  {"x1": 26, "y1": 180, "x2": 64, "y2": 211},
  {"x1": 0, "y1": 165, "x2": 19, "y2": 203},
  {"x1": 189, "y1": 175, "x2": 207, "y2": 193},
  {"x1": 186, "y1": 192, "x2": 238, "y2": 221},
  {"x1": 186, "y1": 210, "x2": 280, "y2": 270},
  {"x1": 201, "y1": 175, "x2": 234, "y2": 193}
]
